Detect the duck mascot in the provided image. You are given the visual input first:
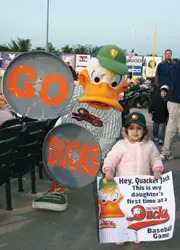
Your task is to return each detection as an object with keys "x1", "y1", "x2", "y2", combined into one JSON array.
[
  {"x1": 98, "y1": 178, "x2": 128, "y2": 244},
  {"x1": 32, "y1": 45, "x2": 129, "y2": 211}
]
